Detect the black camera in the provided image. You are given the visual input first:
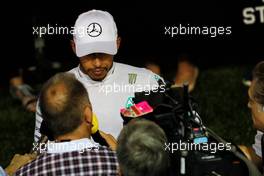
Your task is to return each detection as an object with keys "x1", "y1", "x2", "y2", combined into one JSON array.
[{"x1": 121, "y1": 83, "x2": 260, "y2": 176}]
